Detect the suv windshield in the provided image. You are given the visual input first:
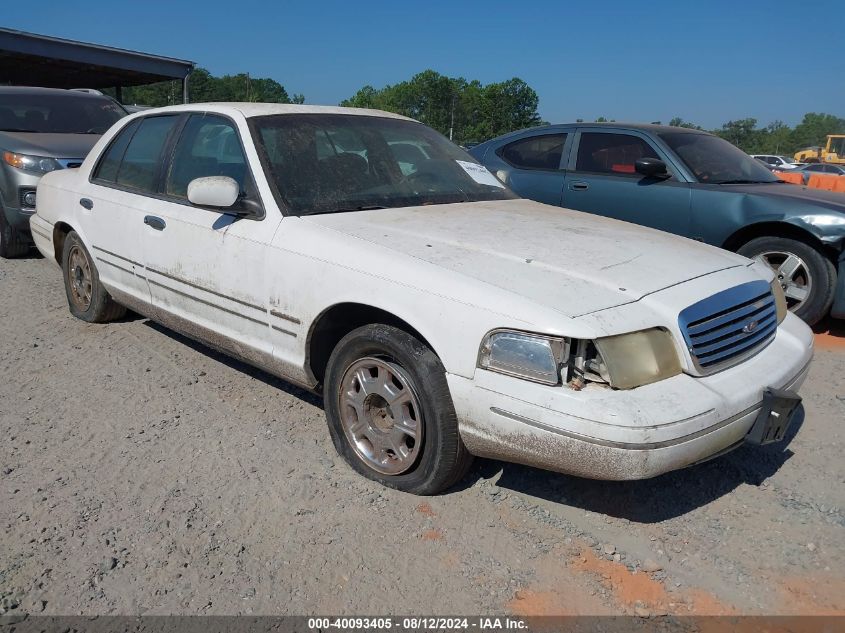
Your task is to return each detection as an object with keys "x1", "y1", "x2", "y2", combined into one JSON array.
[
  {"x1": 0, "y1": 93, "x2": 126, "y2": 134},
  {"x1": 251, "y1": 114, "x2": 517, "y2": 215},
  {"x1": 660, "y1": 132, "x2": 779, "y2": 184}
]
